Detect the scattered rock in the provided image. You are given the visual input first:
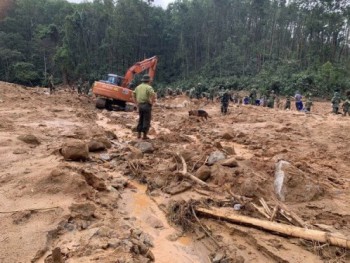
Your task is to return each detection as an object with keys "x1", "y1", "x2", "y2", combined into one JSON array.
[
  {"x1": 60, "y1": 140, "x2": 89, "y2": 161},
  {"x1": 126, "y1": 146, "x2": 143, "y2": 160},
  {"x1": 146, "y1": 215, "x2": 164, "y2": 229},
  {"x1": 222, "y1": 132, "x2": 234, "y2": 140},
  {"x1": 92, "y1": 136, "x2": 112, "y2": 149},
  {"x1": 220, "y1": 157, "x2": 238, "y2": 167},
  {"x1": 99, "y1": 153, "x2": 111, "y2": 161},
  {"x1": 69, "y1": 202, "x2": 96, "y2": 220},
  {"x1": 195, "y1": 165, "x2": 211, "y2": 181},
  {"x1": 13, "y1": 149, "x2": 27, "y2": 154},
  {"x1": 51, "y1": 247, "x2": 64, "y2": 263},
  {"x1": 135, "y1": 141, "x2": 154, "y2": 153},
  {"x1": 17, "y1": 134, "x2": 40, "y2": 145},
  {"x1": 164, "y1": 181, "x2": 192, "y2": 195},
  {"x1": 80, "y1": 169, "x2": 107, "y2": 191},
  {"x1": 223, "y1": 145, "x2": 236, "y2": 155},
  {"x1": 210, "y1": 164, "x2": 235, "y2": 185},
  {"x1": 105, "y1": 130, "x2": 117, "y2": 140},
  {"x1": 207, "y1": 150, "x2": 226, "y2": 165},
  {"x1": 88, "y1": 140, "x2": 106, "y2": 152},
  {"x1": 239, "y1": 178, "x2": 258, "y2": 197}
]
